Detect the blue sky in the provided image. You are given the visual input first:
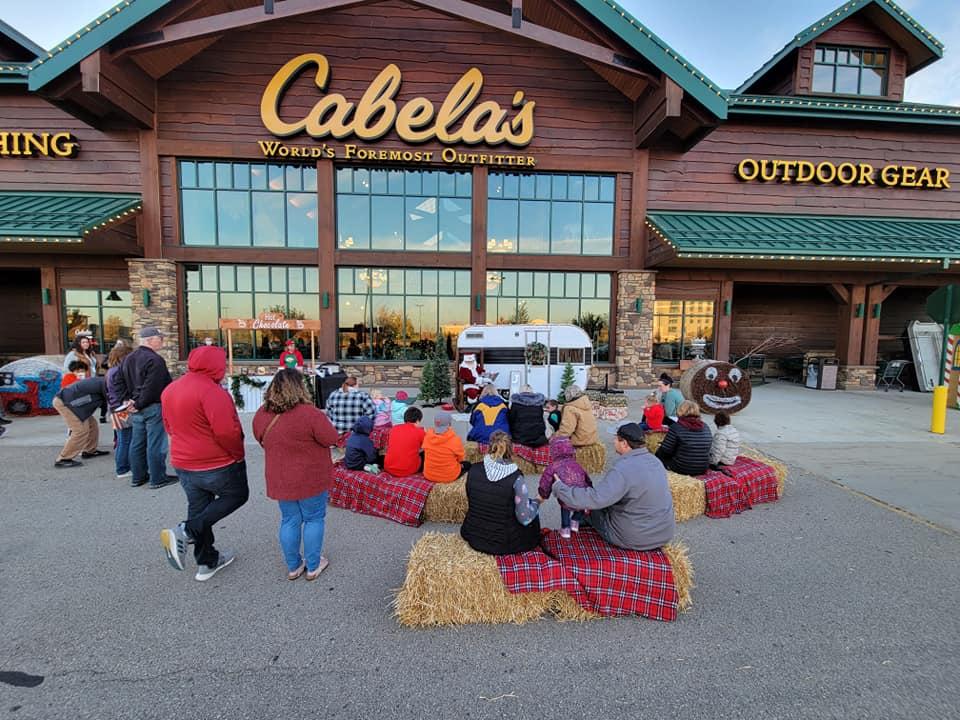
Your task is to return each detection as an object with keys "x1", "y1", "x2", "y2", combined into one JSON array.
[{"x1": 4, "y1": 0, "x2": 959, "y2": 104}]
